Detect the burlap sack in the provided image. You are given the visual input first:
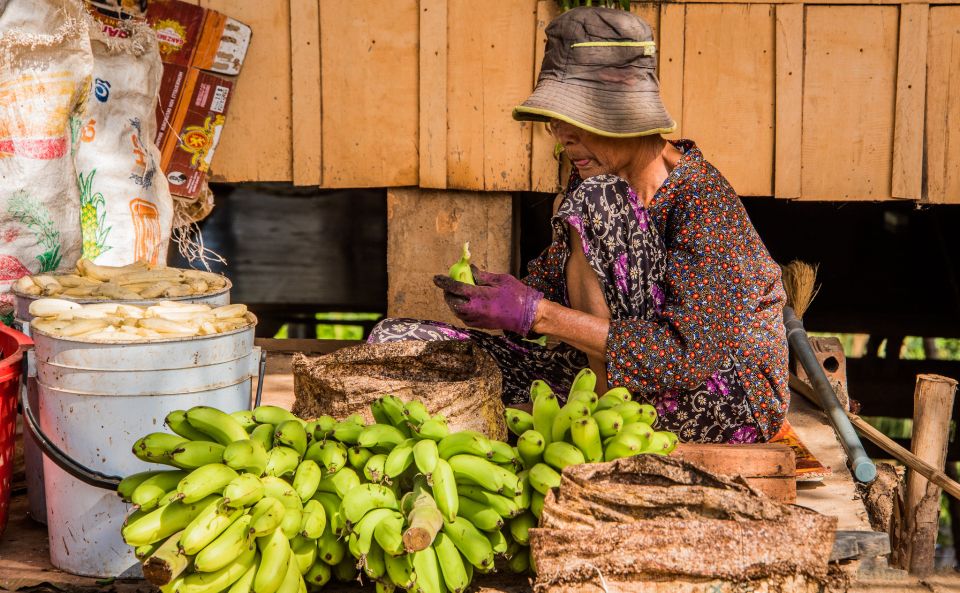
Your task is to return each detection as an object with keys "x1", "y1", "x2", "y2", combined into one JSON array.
[
  {"x1": 0, "y1": 0, "x2": 91, "y2": 316},
  {"x1": 292, "y1": 340, "x2": 506, "y2": 440},
  {"x1": 530, "y1": 456, "x2": 837, "y2": 593},
  {"x1": 72, "y1": 14, "x2": 173, "y2": 266}
]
